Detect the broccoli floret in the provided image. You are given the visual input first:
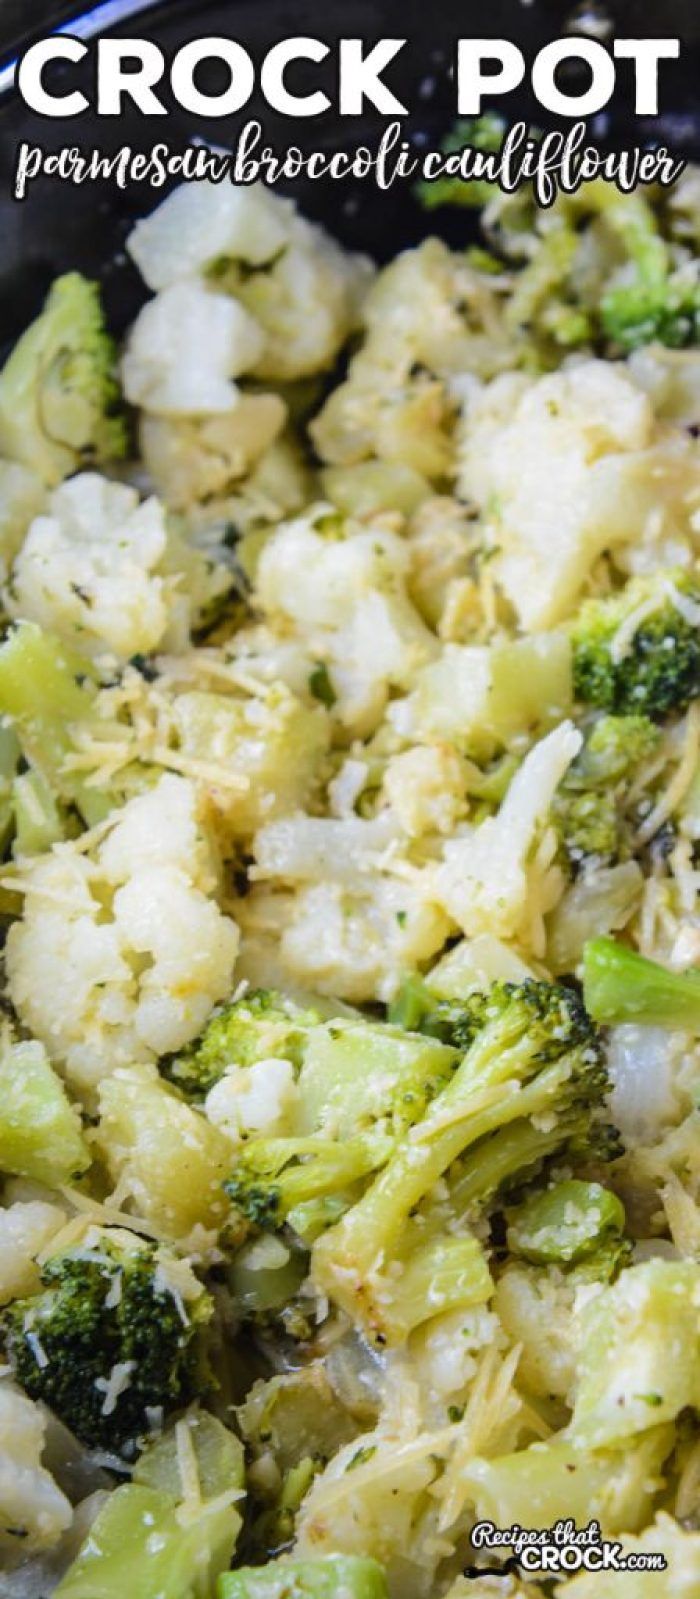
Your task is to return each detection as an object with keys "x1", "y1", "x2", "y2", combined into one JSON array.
[
  {"x1": 552, "y1": 714, "x2": 659, "y2": 871},
  {"x1": 571, "y1": 571, "x2": 700, "y2": 719},
  {"x1": 406, "y1": 987, "x2": 494, "y2": 1052},
  {"x1": 1, "y1": 1226, "x2": 213, "y2": 1458},
  {"x1": 226, "y1": 1021, "x2": 458, "y2": 1243},
  {"x1": 415, "y1": 113, "x2": 507, "y2": 212},
  {"x1": 573, "y1": 714, "x2": 660, "y2": 785},
  {"x1": 416, "y1": 156, "x2": 700, "y2": 365},
  {"x1": 602, "y1": 266, "x2": 700, "y2": 353},
  {"x1": 386, "y1": 974, "x2": 437, "y2": 1033},
  {"x1": 313, "y1": 980, "x2": 615, "y2": 1343},
  {"x1": 555, "y1": 788, "x2": 621, "y2": 871},
  {"x1": 163, "y1": 989, "x2": 320, "y2": 1098},
  {"x1": 225, "y1": 1132, "x2": 392, "y2": 1241},
  {"x1": 569, "y1": 185, "x2": 700, "y2": 353},
  {"x1": 0, "y1": 273, "x2": 128, "y2": 486},
  {"x1": 583, "y1": 935, "x2": 700, "y2": 1031}
]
